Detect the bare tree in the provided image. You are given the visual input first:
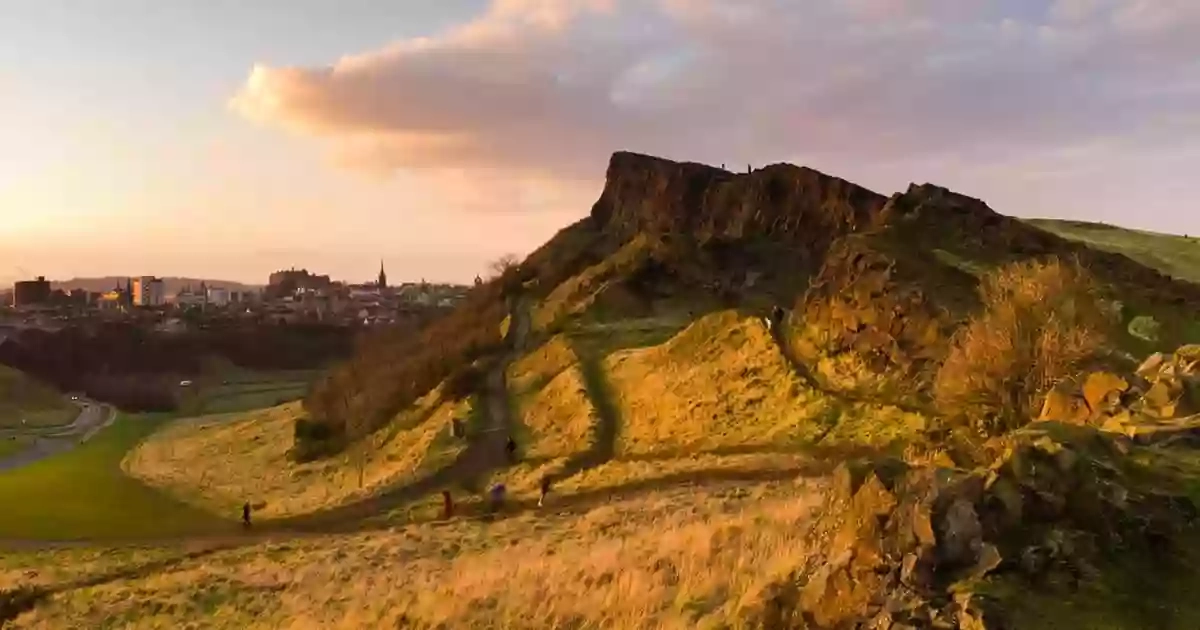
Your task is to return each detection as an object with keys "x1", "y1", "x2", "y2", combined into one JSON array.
[
  {"x1": 336, "y1": 363, "x2": 372, "y2": 489},
  {"x1": 488, "y1": 254, "x2": 521, "y2": 280}
]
